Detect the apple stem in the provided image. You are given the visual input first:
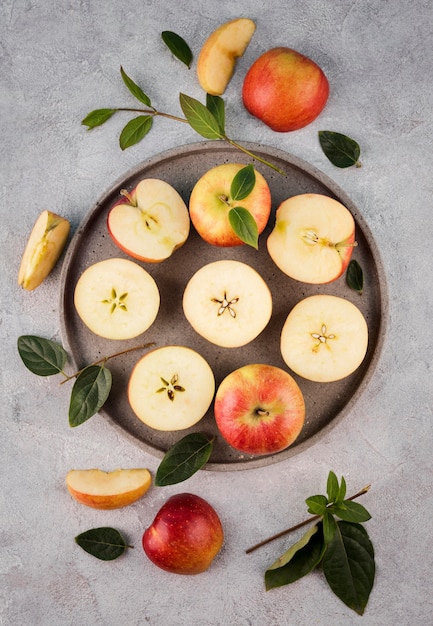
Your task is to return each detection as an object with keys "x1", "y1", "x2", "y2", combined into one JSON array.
[
  {"x1": 117, "y1": 107, "x2": 188, "y2": 125},
  {"x1": 224, "y1": 137, "x2": 287, "y2": 176},
  {"x1": 245, "y1": 484, "x2": 371, "y2": 554}
]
